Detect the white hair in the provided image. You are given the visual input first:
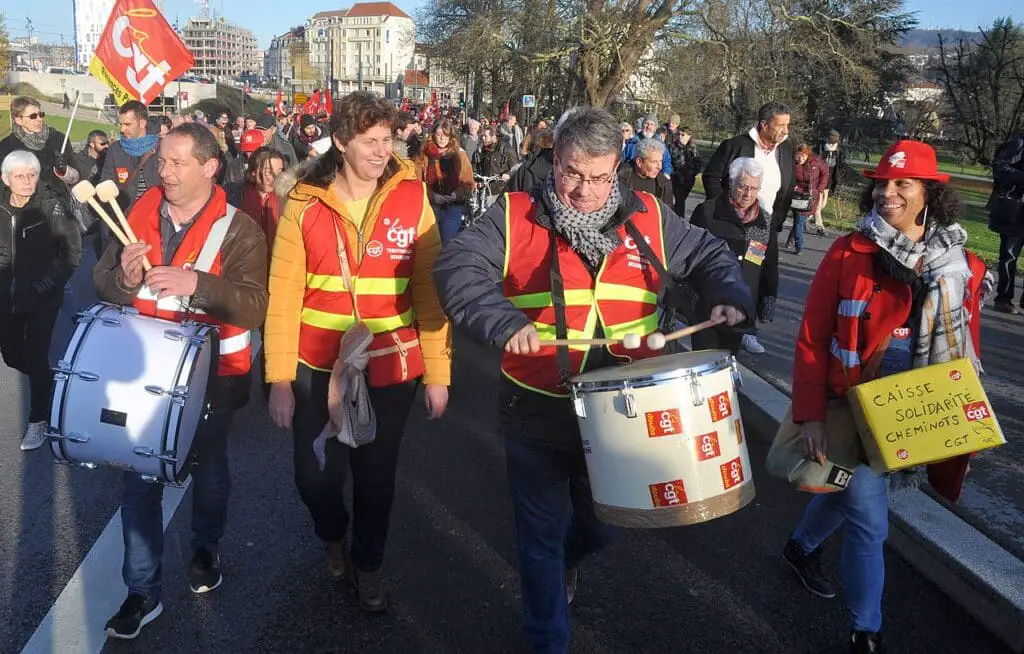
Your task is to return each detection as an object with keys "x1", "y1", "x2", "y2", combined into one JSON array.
[
  {"x1": 728, "y1": 157, "x2": 763, "y2": 184},
  {"x1": 1, "y1": 150, "x2": 41, "y2": 181},
  {"x1": 636, "y1": 137, "x2": 666, "y2": 159}
]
